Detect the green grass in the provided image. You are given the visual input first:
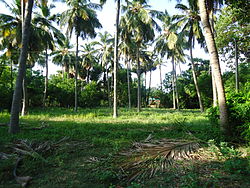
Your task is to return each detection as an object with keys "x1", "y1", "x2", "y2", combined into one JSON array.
[{"x1": 0, "y1": 108, "x2": 249, "y2": 187}]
